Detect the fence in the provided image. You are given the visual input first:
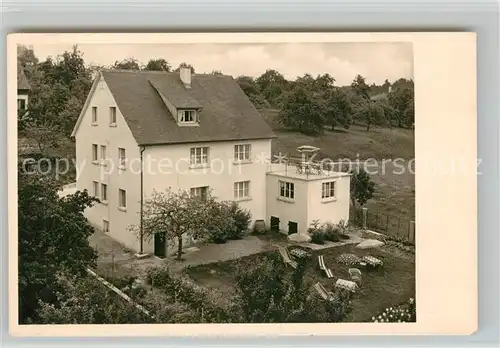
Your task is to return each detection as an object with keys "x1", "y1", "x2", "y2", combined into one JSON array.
[{"x1": 350, "y1": 207, "x2": 415, "y2": 244}]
